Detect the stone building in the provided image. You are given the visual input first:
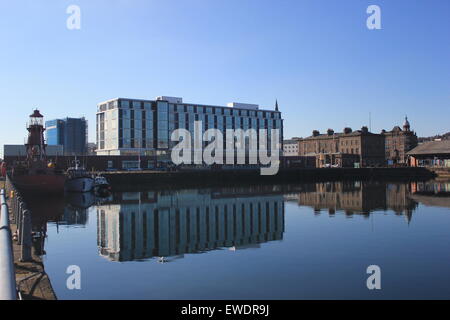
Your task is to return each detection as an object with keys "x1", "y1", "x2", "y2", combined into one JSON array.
[
  {"x1": 382, "y1": 117, "x2": 418, "y2": 164},
  {"x1": 283, "y1": 138, "x2": 300, "y2": 156},
  {"x1": 297, "y1": 127, "x2": 385, "y2": 168}
]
